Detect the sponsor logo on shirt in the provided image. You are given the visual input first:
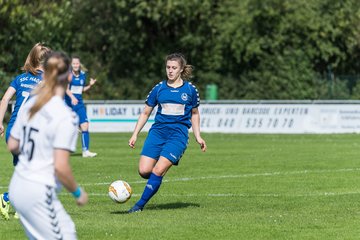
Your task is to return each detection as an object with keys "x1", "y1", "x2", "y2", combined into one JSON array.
[
  {"x1": 70, "y1": 85, "x2": 83, "y2": 94},
  {"x1": 19, "y1": 76, "x2": 41, "y2": 83},
  {"x1": 20, "y1": 83, "x2": 38, "y2": 89},
  {"x1": 161, "y1": 103, "x2": 185, "y2": 116}
]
